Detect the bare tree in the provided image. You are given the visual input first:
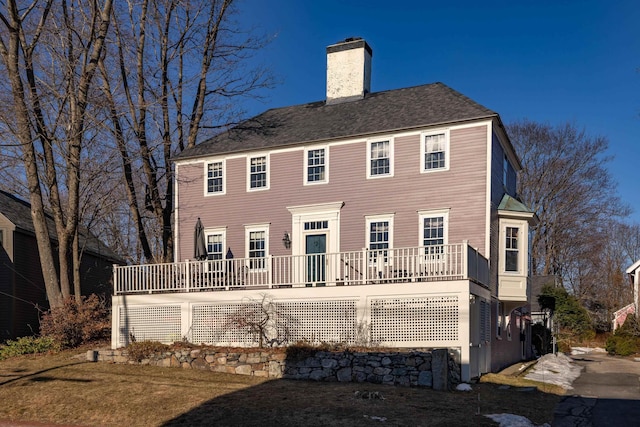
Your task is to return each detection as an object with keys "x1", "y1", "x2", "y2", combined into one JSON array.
[
  {"x1": 97, "y1": 0, "x2": 273, "y2": 263},
  {"x1": 224, "y1": 294, "x2": 295, "y2": 347},
  {"x1": 0, "y1": 0, "x2": 114, "y2": 307},
  {"x1": 508, "y1": 120, "x2": 629, "y2": 277},
  {"x1": 509, "y1": 120, "x2": 634, "y2": 330}
]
